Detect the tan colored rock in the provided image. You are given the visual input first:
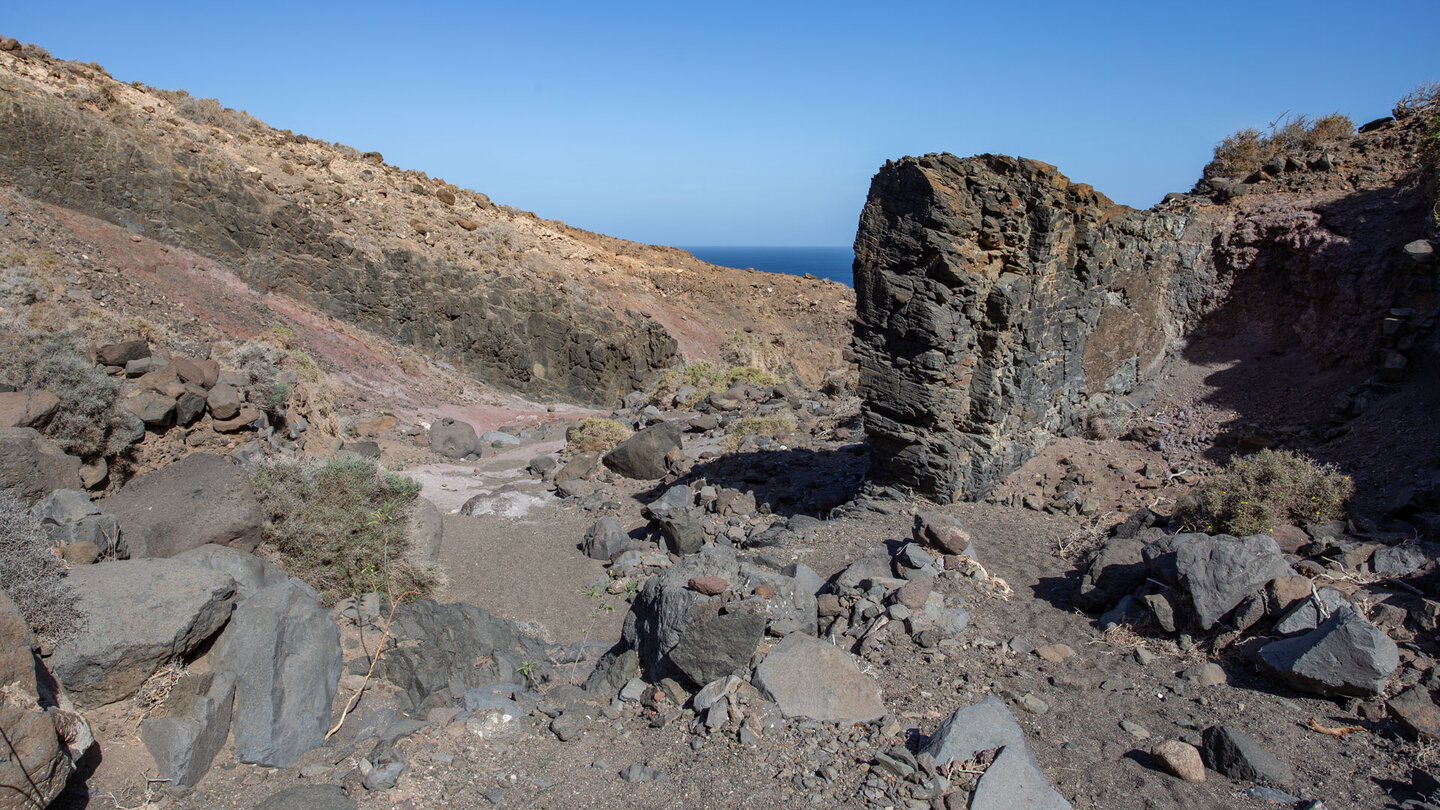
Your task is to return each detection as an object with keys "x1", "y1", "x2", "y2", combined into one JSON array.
[
  {"x1": 1035, "y1": 643, "x2": 1075, "y2": 663},
  {"x1": 688, "y1": 576, "x2": 727, "y2": 596},
  {"x1": 1152, "y1": 739, "x2": 1205, "y2": 782},
  {"x1": 353, "y1": 415, "x2": 397, "y2": 436},
  {"x1": 213, "y1": 405, "x2": 260, "y2": 433}
]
